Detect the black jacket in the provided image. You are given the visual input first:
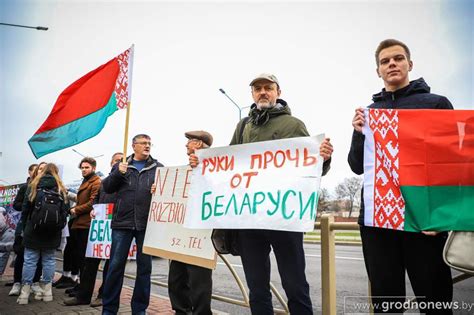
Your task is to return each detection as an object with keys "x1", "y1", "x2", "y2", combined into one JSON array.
[
  {"x1": 94, "y1": 164, "x2": 120, "y2": 205},
  {"x1": 13, "y1": 179, "x2": 28, "y2": 237},
  {"x1": 347, "y1": 78, "x2": 453, "y2": 225},
  {"x1": 21, "y1": 175, "x2": 69, "y2": 250},
  {"x1": 13, "y1": 179, "x2": 28, "y2": 212},
  {"x1": 95, "y1": 183, "x2": 118, "y2": 205},
  {"x1": 102, "y1": 155, "x2": 163, "y2": 230}
]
